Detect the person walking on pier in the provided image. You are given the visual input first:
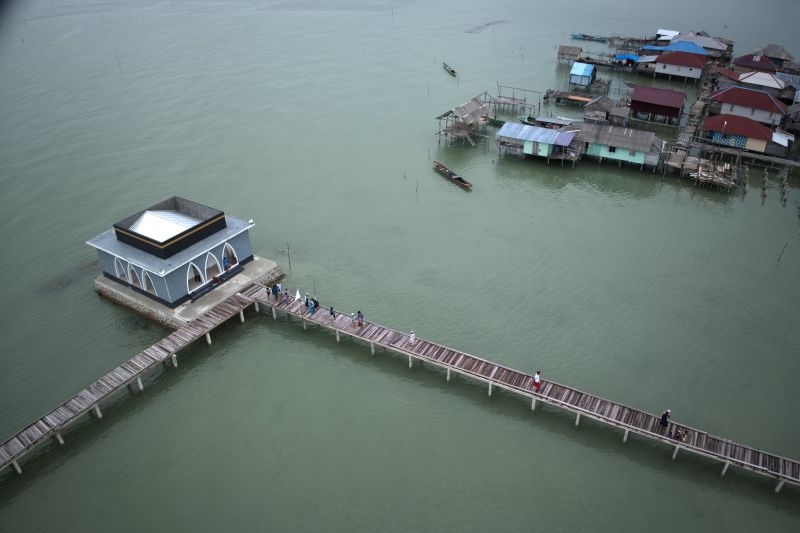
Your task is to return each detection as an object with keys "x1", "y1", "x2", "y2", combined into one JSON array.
[
  {"x1": 660, "y1": 409, "x2": 671, "y2": 430},
  {"x1": 357, "y1": 310, "x2": 364, "y2": 327},
  {"x1": 409, "y1": 330, "x2": 416, "y2": 347},
  {"x1": 533, "y1": 371, "x2": 542, "y2": 392},
  {"x1": 304, "y1": 293, "x2": 309, "y2": 308},
  {"x1": 350, "y1": 312, "x2": 356, "y2": 327},
  {"x1": 309, "y1": 299, "x2": 316, "y2": 315},
  {"x1": 272, "y1": 284, "x2": 280, "y2": 300},
  {"x1": 282, "y1": 289, "x2": 289, "y2": 304},
  {"x1": 329, "y1": 306, "x2": 336, "y2": 322}
]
